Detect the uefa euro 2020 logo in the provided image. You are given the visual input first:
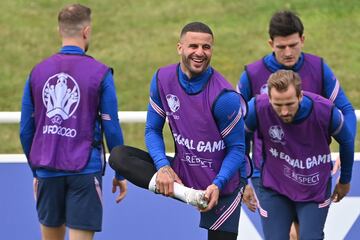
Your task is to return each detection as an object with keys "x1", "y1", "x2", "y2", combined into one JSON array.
[
  {"x1": 42, "y1": 72, "x2": 80, "y2": 123},
  {"x1": 269, "y1": 125, "x2": 285, "y2": 144},
  {"x1": 166, "y1": 94, "x2": 180, "y2": 113}
]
